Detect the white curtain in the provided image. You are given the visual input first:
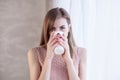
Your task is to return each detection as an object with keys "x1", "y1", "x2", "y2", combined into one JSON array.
[
  {"x1": 84, "y1": 0, "x2": 120, "y2": 80},
  {"x1": 46, "y1": 0, "x2": 120, "y2": 80}
]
